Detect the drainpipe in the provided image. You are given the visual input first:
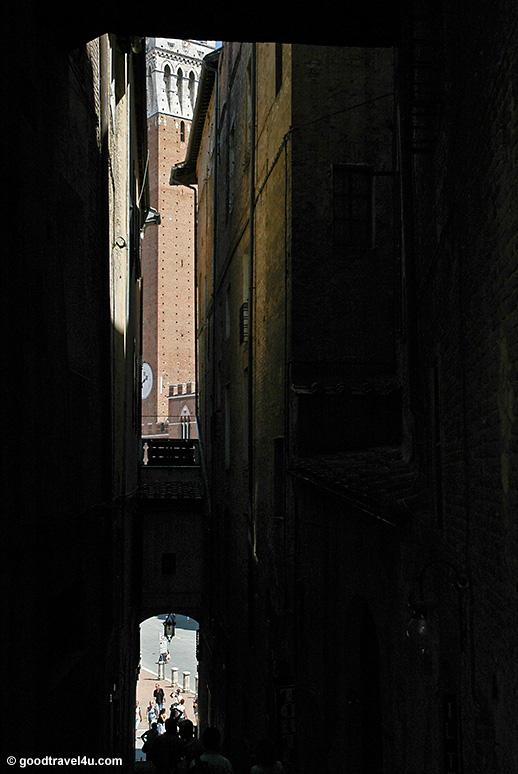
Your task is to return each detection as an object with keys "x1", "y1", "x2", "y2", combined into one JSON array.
[
  {"x1": 248, "y1": 43, "x2": 257, "y2": 549},
  {"x1": 203, "y1": 56, "x2": 220, "y2": 283},
  {"x1": 170, "y1": 171, "x2": 212, "y2": 513},
  {"x1": 184, "y1": 183, "x2": 211, "y2": 511},
  {"x1": 169, "y1": 49, "x2": 220, "y2": 512},
  {"x1": 396, "y1": 22, "x2": 423, "y2": 457},
  {"x1": 182, "y1": 186, "x2": 199, "y2": 417},
  {"x1": 202, "y1": 54, "x2": 220, "y2": 520}
]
